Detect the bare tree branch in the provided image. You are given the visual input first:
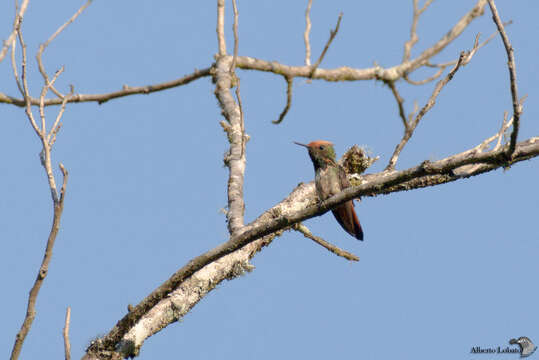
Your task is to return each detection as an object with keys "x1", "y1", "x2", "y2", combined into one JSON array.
[
  {"x1": 294, "y1": 223, "x2": 359, "y2": 261},
  {"x1": 229, "y1": 0, "x2": 239, "y2": 72},
  {"x1": 10, "y1": 20, "x2": 71, "y2": 360},
  {"x1": 232, "y1": 0, "x2": 482, "y2": 84},
  {"x1": 403, "y1": 0, "x2": 434, "y2": 62},
  {"x1": 0, "y1": 0, "x2": 29, "y2": 63},
  {"x1": 487, "y1": 0, "x2": 521, "y2": 157},
  {"x1": 386, "y1": 81, "x2": 409, "y2": 130},
  {"x1": 18, "y1": 30, "x2": 41, "y2": 137},
  {"x1": 36, "y1": 0, "x2": 92, "y2": 99},
  {"x1": 0, "y1": 67, "x2": 213, "y2": 106},
  {"x1": 228, "y1": 0, "x2": 246, "y2": 158},
  {"x1": 86, "y1": 134, "x2": 538, "y2": 358},
  {"x1": 304, "y1": 0, "x2": 313, "y2": 66},
  {"x1": 216, "y1": 0, "x2": 226, "y2": 56},
  {"x1": 404, "y1": 66, "x2": 446, "y2": 85},
  {"x1": 215, "y1": 57, "x2": 246, "y2": 235},
  {"x1": 39, "y1": 67, "x2": 64, "y2": 134},
  {"x1": 49, "y1": 86, "x2": 74, "y2": 147},
  {"x1": 404, "y1": 20, "x2": 510, "y2": 86},
  {"x1": 386, "y1": 50, "x2": 469, "y2": 171},
  {"x1": 309, "y1": 12, "x2": 342, "y2": 78},
  {"x1": 273, "y1": 75, "x2": 293, "y2": 124},
  {"x1": 1, "y1": 0, "x2": 487, "y2": 109},
  {"x1": 63, "y1": 307, "x2": 72, "y2": 360},
  {"x1": 453, "y1": 112, "x2": 513, "y2": 175},
  {"x1": 10, "y1": 161, "x2": 69, "y2": 360},
  {"x1": 10, "y1": 39, "x2": 24, "y2": 95}
]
